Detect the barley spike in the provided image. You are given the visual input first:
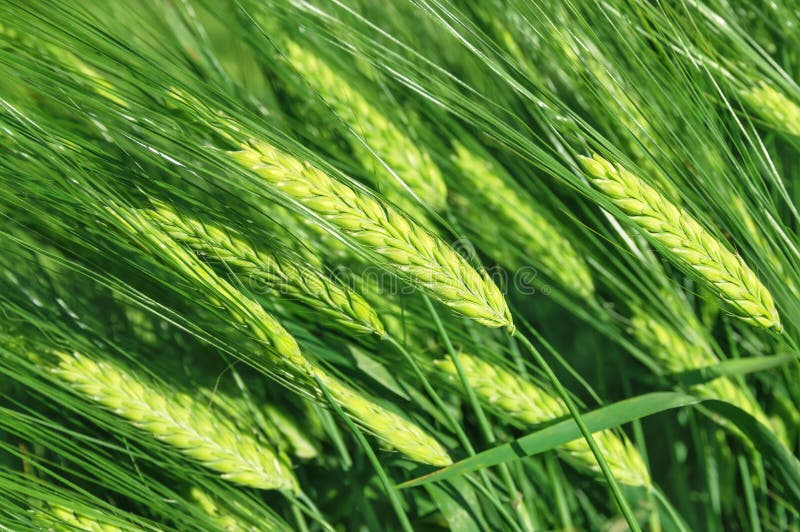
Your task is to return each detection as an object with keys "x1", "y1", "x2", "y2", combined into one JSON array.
[
  {"x1": 452, "y1": 142, "x2": 594, "y2": 299},
  {"x1": 147, "y1": 205, "x2": 384, "y2": 336},
  {"x1": 285, "y1": 41, "x2": 447, "y2": 215},
  {"x1": 580, "y1": 154, "x2": 781, "y2": 331},
  {"x1": 741, "y1": 82, "x2": 800, "y2": 137},
  {"x1": 54, "y1": 351, "x2": 300, "y2": 492},
  {"x1": 630, "y1": 309, "x2": 775, "y2": 431},
  {"x1": 115, "y1": 206, "x2": 451, "y2": 466},
  {"x1": 230, "y1": 140, "x2": 512, "y2": 331}
]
